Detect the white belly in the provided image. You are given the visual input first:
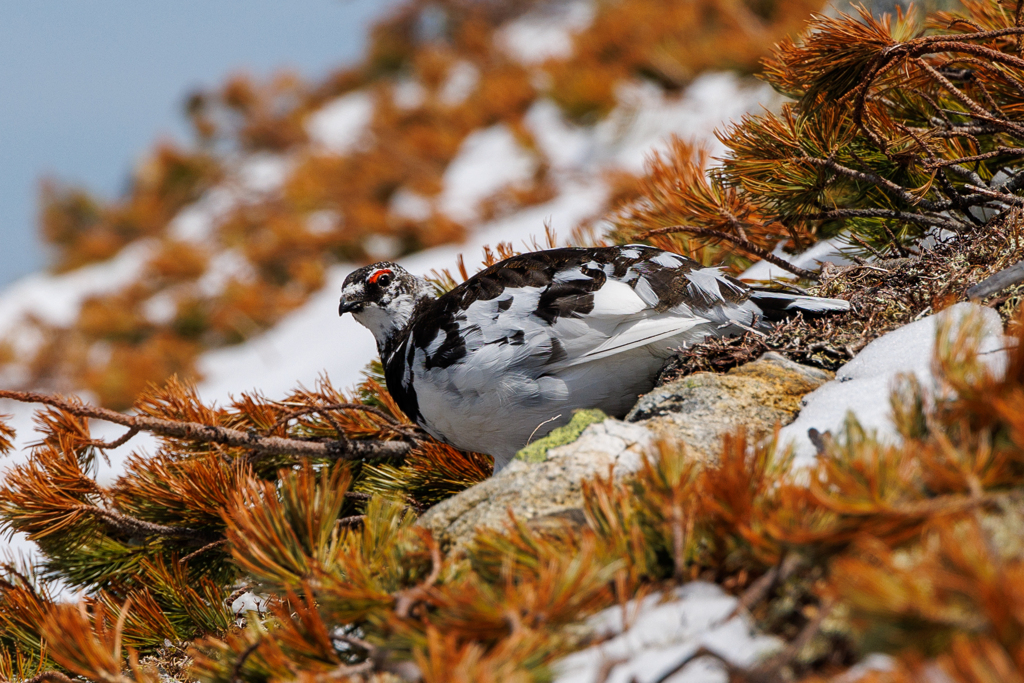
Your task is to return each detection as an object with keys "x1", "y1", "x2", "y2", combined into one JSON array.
[{"x1": 413, "y1": 342, "x2": 673, "y2": 470}]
